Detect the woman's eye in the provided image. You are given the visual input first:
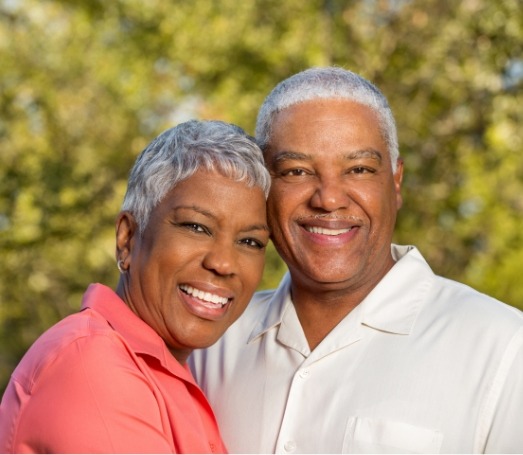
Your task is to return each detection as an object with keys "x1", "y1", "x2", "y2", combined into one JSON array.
[
  {"x1": 181, "y1": 222, "x2": 208, "y2": 234},
  {"x1": 240, "y1": 238, "x2": 265, "y2": 249}
]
